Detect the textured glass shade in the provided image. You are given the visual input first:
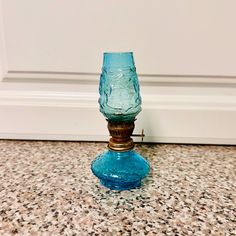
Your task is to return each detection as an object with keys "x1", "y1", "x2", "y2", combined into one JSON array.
[{"x1": 99, "y1": 52, "x2": 141, "y2": 122}]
